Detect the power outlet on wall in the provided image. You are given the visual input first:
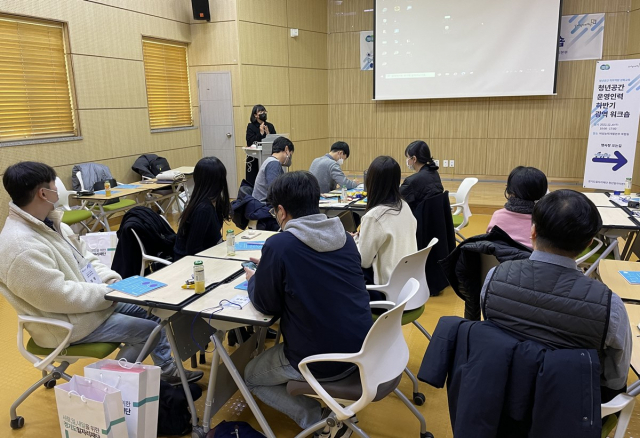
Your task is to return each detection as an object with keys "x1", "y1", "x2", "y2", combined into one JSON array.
[
  {"x1": 443, "y1": 160, "x2": 449, "y2": 168},
  {"x1": 434, "y1": 159, "x2": 440, "y2": 167},
  {"x1": 449, "y1": 160, "x2": 455, "y2": 168}
]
